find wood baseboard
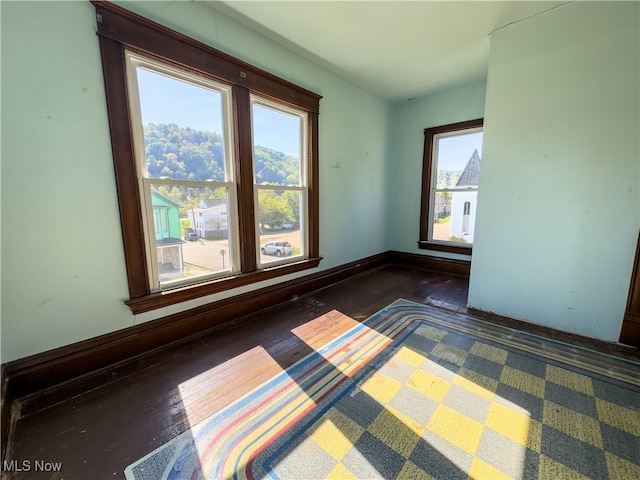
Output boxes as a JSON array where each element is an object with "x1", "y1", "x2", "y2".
[
  {"x1": 0, "y1": 249, "x2": 468, "y2": 453},
  {"x1": 2, "y1": 252, "x2": 388, "y2": 400},
  {"x1": 389, "y1": 250, "x2": 471, "y2": 278},
  {"x1": 1, "y1": 365, "x2": 11, "y2": 462}
]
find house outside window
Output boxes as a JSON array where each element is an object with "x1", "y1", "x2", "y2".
[
  {"x1": 419, "y1": 119, "x2": 483, "y2": 254},
  {"x1": 151, "y1": 190, "x2": 186, "y2": 278},
  {"x1": 94, "y1": 2, "x2": 321, "y2": 313}
]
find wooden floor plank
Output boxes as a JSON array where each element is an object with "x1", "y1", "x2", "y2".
[{"x1": 291, "y1": 310, "x2": 361, "y2": 350}]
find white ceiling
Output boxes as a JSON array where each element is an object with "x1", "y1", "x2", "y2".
[{"x1": 211, "y1": 1, "x2": 567, "y2": 103}]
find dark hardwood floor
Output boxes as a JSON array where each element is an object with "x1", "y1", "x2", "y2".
[{"x1": 3, "y1": 264, "x2": 638, "y2": 479}]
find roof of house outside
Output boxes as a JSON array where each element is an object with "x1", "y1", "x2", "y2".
[
  {"x1": 151, "y1": 189, "x2": 181, "y2": 209},
  {"x1": 156, "y1": 237, "x2": 185, "y2": 246},
  {"x1": 194, "y1": 203, "x2": 227, "y2": 216},
  {"x1": 456, "y1": 149, "x2": 480, "y2": 187},
  {"x1": 199, "y1": 198, "x2": 226, "y2": 209}
]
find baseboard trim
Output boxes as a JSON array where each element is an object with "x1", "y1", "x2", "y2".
[
  {"x1": 1, "y1": 365, "x2": 10, "y2": 462},
  {"x1": 2, "y1": 252, "x2": 388, "y2": 401},
  {"x1": 1, "y1": 250, "x2": 467, "y2": 451},
  {"x1": 389, "y1": 250, "x2": 471, "y2": 278}
]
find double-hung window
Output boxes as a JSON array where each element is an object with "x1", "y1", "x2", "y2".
[
  {"x1": 94, "y1": 2, "x2": 321, "y2": 313},
  {"x1": 419, "y1": 119, "x2": 483, "y2": 254}
]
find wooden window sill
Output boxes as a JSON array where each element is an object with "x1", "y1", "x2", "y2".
[
  {"x1": 126, "y1": 257, "x2": 323, "y2": 314},
  {"x1": 418, "y1": 241, "x2": 472, "y2": 256}
]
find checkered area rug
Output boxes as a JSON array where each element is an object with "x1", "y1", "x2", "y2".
[{"x1": 126, "y1": 300, "x2": 640, "y2": 480}]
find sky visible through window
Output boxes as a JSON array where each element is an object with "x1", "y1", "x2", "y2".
[
  {"x1": 437, "y1": 131, "x2": 483, "y2": 171},
  {"x1": 137, "y1": 66, "x2": 477, "y2": 165},
  {"x1": 137, "y1": 68, "x2": 301, "y2": 157}
]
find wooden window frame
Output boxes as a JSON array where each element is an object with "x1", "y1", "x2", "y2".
[
  {"x1": 93, "y1": 2, "x2": 322, "y2": 314},
  {"x1": 418, "y1": 118, "x2": 483, "y2": 255}
]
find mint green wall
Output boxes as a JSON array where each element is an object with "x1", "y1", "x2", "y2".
[
  {"x1": 0, "y1": 1, "x2": 392, "y2": 363},
  {"x1": 468, "y1": 2, "x2": 639, "y2": 341},
  {"x1": 390, "y1": 83, "x2": 486, "y2": 257},
  {"x1": 1, "y1": 1, "x2": 132, "y2": 364},
  {"x1": 3, "y1": 0, "x2": 637, "y2": 364}
]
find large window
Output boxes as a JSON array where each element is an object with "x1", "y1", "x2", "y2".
[
  {"x1": 419, "y1": 119, "x2": 483, "y2": 254},
  {"x1": 94, "y1": 3, "x2": 321, "y2": 313}
]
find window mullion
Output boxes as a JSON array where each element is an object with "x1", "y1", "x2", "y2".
[{"x1": 233, "y1": 85, "x2": 257, "y2": 272}]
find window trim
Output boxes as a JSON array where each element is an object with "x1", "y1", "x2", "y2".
[
  {"x1": 93, "y1": 2, "x2": 322, "y2": 314},
  {"x1": 418, "y1": 118, "x2": 483, "y2": 255}
]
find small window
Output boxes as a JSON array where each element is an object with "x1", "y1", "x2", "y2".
[
  {"x1": 419, "y1": 119, "x2": 483, "y2": 254},
  {"x1": 462, "y1": 201, "x2": 471, "y2": 233}
]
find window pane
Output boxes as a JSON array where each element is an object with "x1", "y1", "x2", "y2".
[
  {"x1": 257, "y1": 188, "x2": 303, "y2": 264},
  {"x1": 432, "y1": 130, "x2": 482, "y2": 244},
  {"x1": 137, "y1": 67, "x2": 229, "y2": 182},
  {"x1": 431, "y1": 191, "x2": 474, "y2": 244},
  {"x1": 150, "y1": 185, "x2": 234, "y2": 287},
  {"x1": 435, "y1": 132, "x2": 482, "y2": 190},
  {"x1": 252, "y1": 104, "x2": 302, "y2": 186},
  {"x1": 432, "y1": 192, "x2": 452, "y2": 241}
]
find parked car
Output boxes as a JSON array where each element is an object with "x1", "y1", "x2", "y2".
[
  {"x1": 184, "y1": 228, "x2": 198, "y2": 241},
  {"x1": 261, "y1": 241, "x2": 294, "y2": 256}
]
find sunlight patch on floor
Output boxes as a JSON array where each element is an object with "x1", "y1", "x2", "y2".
[
  {"x1": 292, "y1": 309, "x2": 393, "y2": 378},
  {"x1": 178, "y1": 345, "x2": 284, "y2": 427}
]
